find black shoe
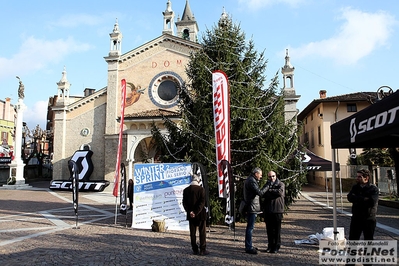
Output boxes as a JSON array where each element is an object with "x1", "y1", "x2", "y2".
[
  {"x1": 199, "y1": 250, "x2": 209, "y2": 256},
  {"x1": 270, "y1": 249, "x2": 277, "y2": 253},
  {"x1": 193, "y1": 250, "x2": 199, "y2": 255},
  {"x1": 245, "y1": 249, "x2": 258, "y2": 254}
]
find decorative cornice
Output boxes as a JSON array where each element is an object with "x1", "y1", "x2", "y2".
[
  {"x1": 52, "y1": 87, "x2": 107, "y2": 112},
  {"x1": 120, "y1": 34, "x2": 201, "y2": 63}
]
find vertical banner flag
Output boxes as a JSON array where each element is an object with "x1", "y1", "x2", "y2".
[
  {"x1": 113, "y1": 79, "x2": 127, "y2": 197},
  {"x1": 69, "y1": 160, "x2": 79, "y2": 217},
  {"x1": 120, "y1": 163, "x2": 127, "y2": 215},
  {"x1": 221, "y1": 160, "x2": 234, "y2": 226},
  {"x1": 212, "y1": 70, "x2": 231, "y2": 198}
]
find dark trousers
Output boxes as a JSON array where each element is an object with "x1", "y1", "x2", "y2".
[
  {"x1": 346, "y1": 218, "x2": 376, "y2": 266},
  {"x1": 349, "y1": 217, "x2": 376, "y2": 240},
  {"x1": 265, "y1": 213, "x2": 283, "y2": 251},
  {"x1": 189, "y1": 220, "x2": 206, "y2": 252}
]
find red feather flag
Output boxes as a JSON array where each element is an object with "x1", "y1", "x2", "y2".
[
  {"x1": 113, "y1": 79, "x2": 127, "y2": 197},
  {"x1": 212, "y1": 70, "x2": 231, "y2": 199}
]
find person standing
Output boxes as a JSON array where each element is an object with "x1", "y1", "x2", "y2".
[
  {"x1": 183, "y1": 174, "x2": 209, "y2": 256},
  {"x1": 262, "y1": 171, "x2": 285, "y2": 253},
  {"x1": 243, "y1": 167, "x2": 268, "y2": 254},
  {"x1": 347, "y1": 169, "x2": 379, "y2": 240}
]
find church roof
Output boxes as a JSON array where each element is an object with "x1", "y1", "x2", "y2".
[
  {"x1": 52, "y1": 87, "x2": 107, "y2": 112},
  {"x1": 181, "y1": 0, "x2": 194, "y2": 21},
  {"x1": 297, "y1": 92, "x2": 377, "y2": 120},
  {"x1": 124, "y1": 109, "x2": 181, "y2": 120}
]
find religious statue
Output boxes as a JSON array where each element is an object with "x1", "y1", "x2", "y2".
[{"x1": 16, "y1": 76, "x2": 25, "y2": 99}]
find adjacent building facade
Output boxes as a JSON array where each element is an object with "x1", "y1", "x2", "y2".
[
  {"x1": 0, "y1": 98, "x2": 15, "y2": 148},
  {"x1": 297, "y1": 90, "x2": 377, "y2": 185}
]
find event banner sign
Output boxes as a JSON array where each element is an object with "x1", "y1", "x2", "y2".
[
  {"x1": 132, "y1": 163, "x2": 192, "y2": 231},
  {"x1": 212, "y1": 70, "x2": 230, "y2": 198}
]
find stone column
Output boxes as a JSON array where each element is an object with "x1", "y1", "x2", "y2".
[{"x1": 8, "y1": 78, "x2": 28, "y2": 187}]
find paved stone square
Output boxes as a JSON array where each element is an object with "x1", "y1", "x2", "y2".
[{"x1": 0, "y1": 183, "x2": 398, "y2": 265}]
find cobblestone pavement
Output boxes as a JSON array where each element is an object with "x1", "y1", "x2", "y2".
[{"x1": 0, "y1": 183, "x2": 398, "y2": 266}]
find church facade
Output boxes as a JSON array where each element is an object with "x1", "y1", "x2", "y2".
[
  {"x1": 49, "y1": 1, "x2": 201, "y2": 190},
  {"x1": 48, "y1": 1, "x2": 299, "y2": 191}
]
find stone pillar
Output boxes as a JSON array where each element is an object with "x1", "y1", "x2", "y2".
[
  {"x1": 9, "y1": 99, "x2": 27, "y2": 185},
  {"x1": 7, "y1": 78, "x2": 29, "y2": 188}
]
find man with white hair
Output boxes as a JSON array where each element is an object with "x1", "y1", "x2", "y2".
[{"x1": 183, "y1": 174, "x2": 209, "y2": 256}]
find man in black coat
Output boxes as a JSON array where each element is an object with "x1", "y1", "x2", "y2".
[
  {"x1": 346, "y1": 169, "x2": 378, "y2": 266},
  {"x1": 183, "y1": 174, "x2": 209, "y2": 256},
  {"x1": 262, "y1": 171, "x2": 285, "y2": 253},
  {"x1": 347, "y1": 169, "x2": 379, "y2": 240}
]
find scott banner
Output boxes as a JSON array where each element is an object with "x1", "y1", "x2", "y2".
[
  {"x1": 132, "y1": 163, "x2": 192, "y2": 231},
  {"x1": 212, "y1": 70, "x2": 231, "y2": 198}
]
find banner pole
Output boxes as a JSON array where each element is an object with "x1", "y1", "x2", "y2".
[{"x1": 114, "y1": 197, "x2": 118, "y2": 225}]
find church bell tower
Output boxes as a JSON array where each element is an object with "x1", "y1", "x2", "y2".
[
  {"x1": 175, "y1": 0, "x2": 198, "y2": 42},
  {"x1": 282, "y1": 49, "x2": 300, "y2": 123}
]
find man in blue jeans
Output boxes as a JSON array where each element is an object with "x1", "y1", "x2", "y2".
[{"x1": 243, "y1": 167, "x2": 268, "y2": 254}]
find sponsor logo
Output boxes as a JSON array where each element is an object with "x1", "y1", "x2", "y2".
[
  {"x1": 0, "y1": 157, "x2": 12, "y2": 164},
  {"x1": 50, "y1": 149, "x2": 109, "y2": 192},
  {"x1": 350, "y1": 106, "x2": 399, "y2": 143},
  {"x1": 49, "y1": 180, "x2": 109, "y2": 192},
  {"x1": 306, "y1": 166, "x2": 322, "y2": 170}
]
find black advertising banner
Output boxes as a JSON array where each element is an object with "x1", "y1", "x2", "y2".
[
  {"x1": 69, "y1": 160, "x2": 79, "y2": 217},
  {"x1": 51, "y1": 148, "x2": 110, "y2": 192},
  {"x1": 221, "y1": 160, "x2": 234, "y2": 228},
  {"x1": 331, "y1": 90, "x2": 399, "y2": 149},
  {"x1": 119, "y1": 163, "x2": 127, "y2": 215}
]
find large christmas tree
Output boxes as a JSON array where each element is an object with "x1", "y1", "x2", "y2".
[{"x1": 153, "y1": 13, "x2": 306, "y2": 224}]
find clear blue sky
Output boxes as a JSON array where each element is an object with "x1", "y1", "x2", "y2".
[{"x1": 1, "y1": 0, "x2": 398, "y2": 130}]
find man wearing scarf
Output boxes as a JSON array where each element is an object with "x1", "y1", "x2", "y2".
[{"x1": 262, "y1": 170, "x2": 285, "y2": 253}]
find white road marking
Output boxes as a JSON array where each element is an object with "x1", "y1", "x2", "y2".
[{"x1": 301, "y1": 192, "x2": 399, "y2": 236}]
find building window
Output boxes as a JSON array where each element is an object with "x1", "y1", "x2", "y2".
[
  {"x1": 310, "y1": 129, "x2": 314, "y2": 148},
  {"x1": 1, "y1": 132, "x2": 8, "y2": 145},
  {"x1": 347, "y1": 103, "x2": 357, "y2": 112},
  {"x1": 318, "y1": 126, "x2": 322, "y2": 146},
  {"x1": 304, "y1": 132, "x2": 309, "y2": 148}
]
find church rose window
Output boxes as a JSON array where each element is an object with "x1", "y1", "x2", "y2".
[{"x1": 148, "y1": 71, "x2": 184, "y2": 108}]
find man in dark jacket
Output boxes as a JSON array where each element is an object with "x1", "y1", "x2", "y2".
[
  {"x1": 243, "y1": 167, "x2": 268, "y2": 254},
  {"x1": 183, "y1": 174, "x2": 209, "y2": 256},
  {"x1": 262, "y1": 171, "x2": 285, "y2": 253},
  {"x1": 347, "y1": 169, "x2": 379, "y2": 241}
]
